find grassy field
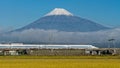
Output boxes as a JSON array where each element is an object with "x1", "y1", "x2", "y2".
[{"x1": 0, "y1": 56, "x2": 120, "y2": 68}]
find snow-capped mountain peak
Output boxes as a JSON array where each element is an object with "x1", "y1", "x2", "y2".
[
  {"x1": 15, "y1": 8, "x2": 110, "y2": 32},
  {"x1": 45, "y1": 8, "x2": 73, "y2": 16}
]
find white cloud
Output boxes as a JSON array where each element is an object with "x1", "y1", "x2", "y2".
[{"x1": 0, "y1": 28, "x2": 120, "y2": 47}]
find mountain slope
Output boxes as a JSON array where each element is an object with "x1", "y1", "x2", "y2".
[{"x1": 15, "y1": 8, "x2": 110, "y2": 32}]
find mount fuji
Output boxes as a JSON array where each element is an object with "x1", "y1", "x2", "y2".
[{"x1": 15, "y1": 8, "x2": 110, "y2": 32}]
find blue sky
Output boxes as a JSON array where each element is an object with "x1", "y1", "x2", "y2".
[{"x1": 0, "y1": 0, "x2": 120, "y2": 29}]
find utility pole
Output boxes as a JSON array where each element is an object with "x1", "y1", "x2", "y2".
[
  {"x1": 108, "y1": 39, "x2": 115, "y2": 48},
  {"x1": 108, "y1": 38, "x2": 116, "y2": 55}
]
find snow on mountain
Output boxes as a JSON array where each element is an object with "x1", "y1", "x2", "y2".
[{"x1": 45, "y1": 8, "x2": 73, "y2": 16}]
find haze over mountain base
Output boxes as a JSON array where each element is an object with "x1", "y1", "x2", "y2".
[{"x1": 0, "y1": 28, "x2": 120, "y2": 48}]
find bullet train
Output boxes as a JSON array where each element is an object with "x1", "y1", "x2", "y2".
[{"x1": 0, "y1": 43, "x2": 98, "y2": 49}]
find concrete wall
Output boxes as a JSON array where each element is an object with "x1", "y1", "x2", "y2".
[
  {"x1": 29, "y1": 49, "x2": 85, "y2": 56},
  {"x1": 0, "y1": 48, "x2": 120, "y2": 56}
]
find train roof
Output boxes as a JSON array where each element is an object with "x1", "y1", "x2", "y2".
[{"x1": 0, "y1": 44, "x2": 98, "y2": 49}]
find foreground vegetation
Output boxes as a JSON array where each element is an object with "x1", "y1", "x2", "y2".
[
  {"x1": 0, "y1": 56, "x2": 120, "y2": 68},
  {"x1": 0, "y1": 55, "x2": 120, "y2": 59}
]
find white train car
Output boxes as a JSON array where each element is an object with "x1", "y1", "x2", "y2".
[{"x1": 0, "y1": 43, "x2": 98, "y2": 49}]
